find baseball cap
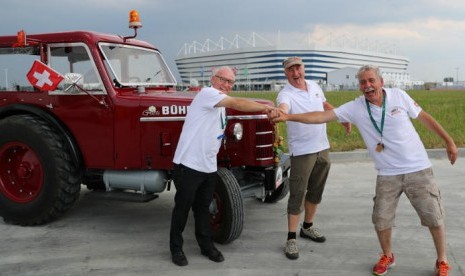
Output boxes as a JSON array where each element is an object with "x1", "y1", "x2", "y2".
[{"x1": 282, "y1": 56, "x2": 303, "y2": 69}]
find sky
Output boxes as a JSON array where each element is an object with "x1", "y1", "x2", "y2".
[{"x1": 2, "y1": 0, "x2": 465, "y2": 82}]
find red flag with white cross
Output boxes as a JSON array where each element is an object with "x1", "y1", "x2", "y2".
[{"x1": 26, "y1": 60, "x2": 64, "y2": 91}]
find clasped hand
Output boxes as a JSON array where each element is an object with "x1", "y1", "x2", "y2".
[{"x1": 265, "y1": 107, "x2": 287, "y2": 123}]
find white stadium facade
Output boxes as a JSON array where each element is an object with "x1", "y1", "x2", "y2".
[{"x1": 175, "y1": 33, "x2": 415, "y2": 91}]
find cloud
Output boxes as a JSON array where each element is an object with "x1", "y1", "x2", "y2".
[{"x1": 2, "y1": 0, "x2": 464, "y2": 82}]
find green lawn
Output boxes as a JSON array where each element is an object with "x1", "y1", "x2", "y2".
[{"x1": 231, "y1": 89, "x2": 465, "y2": 152}]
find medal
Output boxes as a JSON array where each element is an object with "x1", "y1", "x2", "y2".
[
  {"x1": 366, "y1": 92, "x2": 386, "y2": 154},
  {"x1": 376, "y1": 143, "x2": 384, "y2": 152}
]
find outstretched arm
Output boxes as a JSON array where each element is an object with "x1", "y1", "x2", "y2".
[
  {"x1": 417, "y1": 110, "x2": 458, "y2": 165},
  {"x1": 217, "y1": 96, "x2": 273, "y2": 113},
  {"x1": 273, "y1": 109, "x2": 338, "y2": 124},
  {"x1": 324, "y1": 102, "x2": 351, "y2": 134}
]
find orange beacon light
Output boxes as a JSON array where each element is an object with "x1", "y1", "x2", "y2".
[
  {"x1": 129, "y1": 10, "x2": 142, "y2": 29},
  {"x1": 16, "y1": 30, "x2": 26, "y2": 47}
]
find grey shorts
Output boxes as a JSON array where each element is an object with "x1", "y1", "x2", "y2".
[
  {"x1": 372, "y1": 167, "x2": 445, "y2": 231},
  {"x1": 287, "y1": 149, "x2": 330, "y2": 215}
]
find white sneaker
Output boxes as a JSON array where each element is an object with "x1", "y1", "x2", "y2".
[
  {"x1": 300, "y1": 226, "x2": 326, "y2": 242},
  {"x1": 284, "y1": 239, "x2": 299, "y2": 260}
]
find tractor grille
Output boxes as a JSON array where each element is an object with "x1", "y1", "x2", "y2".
[{"x1": 255, "y1": 120, "x2": 274, "y2": 161}]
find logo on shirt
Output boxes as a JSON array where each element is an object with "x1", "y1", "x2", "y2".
[{"x1": 390, "y1": 107, "x2": 401, "y2": 116}]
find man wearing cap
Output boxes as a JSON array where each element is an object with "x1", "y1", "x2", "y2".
[
  {"x1": 277, "y1": 57, "x2": 350, "y2": 260},
  {"x1": 271, "y1": 64, "x2": 456, "y2": 276}
]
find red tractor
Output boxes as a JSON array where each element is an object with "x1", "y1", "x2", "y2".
[{"x1": 0, "y1": 11, "x2": 290, "y2": 244}]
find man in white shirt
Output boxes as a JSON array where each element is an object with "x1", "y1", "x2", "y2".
[
  {"x1": 277, "y1": 57, "x2": 351, "y2": 260},
  {"x1": 271, "y1": 64, "x2": 457, "y2": 276},
  {"x1": 170, "y1": 66, "x2": 273, "y2": 266}
]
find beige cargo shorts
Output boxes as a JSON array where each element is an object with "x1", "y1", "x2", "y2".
[{"x1": 372, "y1": 167, "x2": 445, "y2": 231}]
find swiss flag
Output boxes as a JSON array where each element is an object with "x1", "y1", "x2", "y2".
[{"x1": 26, "y1": 60, "x2": 64, "y2": 91}]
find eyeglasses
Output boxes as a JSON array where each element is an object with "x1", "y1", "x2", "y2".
[{"x1": 214, "y1": 75, "x2": 235, "y2": 85}]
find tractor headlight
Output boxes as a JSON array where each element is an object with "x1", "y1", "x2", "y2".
[{"x1": 233, "y1": 123, "x2": 243, "y2": 141}]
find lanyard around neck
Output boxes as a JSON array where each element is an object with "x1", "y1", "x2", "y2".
[
  {"x1": 220, "y1": 109, "x2": 227, "y2": 130},
  {"x1": 217, "y1": 109, "x2": 227, "y2": 140},
  {"x1": 365, "y1": 93, "x2": 386, "y2": 138}
]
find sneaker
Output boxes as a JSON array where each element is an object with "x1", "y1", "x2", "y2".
[
  {"x1": 372, "y1": 254, "x2": 395, "y2": 276},
  {"x1": 434, "y1": 260, "x2": 450, "y2": 276},
  {"x1": 171, "y1": 251, "x2": 188, "y2": 266},
  {"x1": 300, "y1": 226, "x2": 326, "y2": 242},
  {"x1": 284, "y1": 239, "x2": 299, "y2": 260}
]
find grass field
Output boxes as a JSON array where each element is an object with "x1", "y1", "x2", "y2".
[{"x1": 231, "y1": 89, "x2": 465, "y2": 152}]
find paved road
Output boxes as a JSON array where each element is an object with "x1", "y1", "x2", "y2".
[{"x1": 1, "y1": 152, "x2": 464, "y2": 276}]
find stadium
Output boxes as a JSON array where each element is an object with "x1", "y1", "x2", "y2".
[{"x1": 175, "y1": 32, "x2": 413, "y2": 91}]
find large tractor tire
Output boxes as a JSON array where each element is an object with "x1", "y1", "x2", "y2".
[
  {"x1": 0, "y1": 115, "x2": 81, "y2": 225},
  {"x1": 211, "y1": 167, "x2": 244, "y2": 244}
]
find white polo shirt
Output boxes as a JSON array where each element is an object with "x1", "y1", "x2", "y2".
[
  {"x1": 277, "y1": 80, "x2": 330, "y2": 156},
  {"x1": 173, "y1": 87, "x2": 227, "y2": 173},
  {"x1": 334, "y1": 88, "x2": 431, "y2": 175}
]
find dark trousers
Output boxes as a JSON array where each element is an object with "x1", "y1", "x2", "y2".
[{"x1": 169, "y1": 164, "x2": 218, "y2": 254}]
